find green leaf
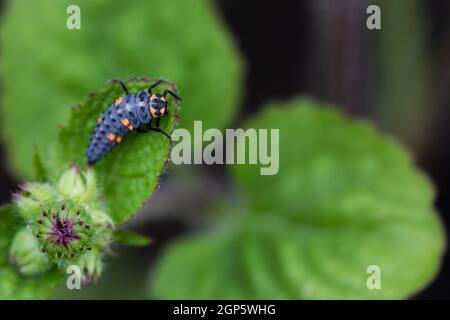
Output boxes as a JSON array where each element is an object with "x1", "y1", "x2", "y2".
[
  {"x1": 32, "y1": 144, "x2": 48, "y2": 181},
  {"x1": 0, "y1": 0, "x2": 242, "y2": 178},
  {"x1": 55, "y1": 79, "x2": 179, "y2": 224},
  {"x1": 114, "y1": 229, "x2": 152, "y2": 247},
  {"x1": 152, "y1": 230, "x2": 246, "y2": 300},
  {"x1": 0, "y1": 205, "x2": 62, "y2": 299},
  {"x1": 152, "y1": 99, "x2": 445, "y2": 299}
]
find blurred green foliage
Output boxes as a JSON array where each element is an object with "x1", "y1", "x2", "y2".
[
  {"x1": 32, "y1": 145, "x2": 48, "y2": 182},
  {"x1": 55, "y1": 79, "x2": 179, "y2": 223},
  {"x1": 0, "y1": 205, "x2": 62, "y2": 299},
  {"x1": 0, "y1": 0, "x2": 241, "y2": 178},
  {"x1": 152, "y1": 100, "x2": 445, "y2": 299},
  {"x1": 0, "y1": 0, "x2": 445, "y2": 301},
  {"x1": 376, "y1": 0, "x2": 429, "y2": 150},
  {"x1": 113, "y1": 229, "x2": 151, "y2": 247}
]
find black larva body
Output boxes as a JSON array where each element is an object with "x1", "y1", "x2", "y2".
[{"x1": 87, "y1": 88, "x2": 170, "y2": 166}]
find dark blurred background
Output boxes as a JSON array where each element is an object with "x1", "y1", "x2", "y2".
[{"x1": 1, "y1": 0, "x2": 449, "y2": 299}]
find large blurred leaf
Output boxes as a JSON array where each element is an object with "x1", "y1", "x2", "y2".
[
  {"x1": 55, "y1": 79, "x2": 179, "y2": 224},
  {"x1": 152, "y1": 99, "x2": 445, "y2": 299},
  {"x1": 0, "y1": 205, "x2": 62, "y2": 299},
  {"x1": 1, "y1": 0, "x2": 241, "y2": 178}
]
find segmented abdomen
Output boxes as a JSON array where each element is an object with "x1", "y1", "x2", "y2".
[
  {"x1": 87, "y1": 95, "x2": 138, "y2": 165},
  {"x1": 87, "y1": 91, "x2": 153, "y2": 165}
]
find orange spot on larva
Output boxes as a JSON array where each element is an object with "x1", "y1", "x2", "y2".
[
  {"x1": 115, "y1": 97, "x2": 124, "y2": 106},
  {"x1": 106, "y1": 133, "x2": 116, "y2": 141},
  {"x1": 150, "y1": 107, "x2": 157, "y2": 118},
  {"x1": 121, "y1": 118, "x2": 130, "y2": 127}
]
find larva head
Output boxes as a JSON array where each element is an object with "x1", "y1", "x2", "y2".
[{"x1": 149, "y1": 93, "x2": 168, "y2": 118}]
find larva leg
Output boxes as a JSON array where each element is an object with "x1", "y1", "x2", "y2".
[
  {"x1": 147, "y1": 118, "x2": 172, "y2": 140},
  {"x1": 147, "y1": 79, "x2": 164, "y2": 94},
  {"x1": 162, "y1": 89, "x2": 182, "y2": 101},
  {"x1": 118, "y1": 80, "x2": 129, "y2": 95}
]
